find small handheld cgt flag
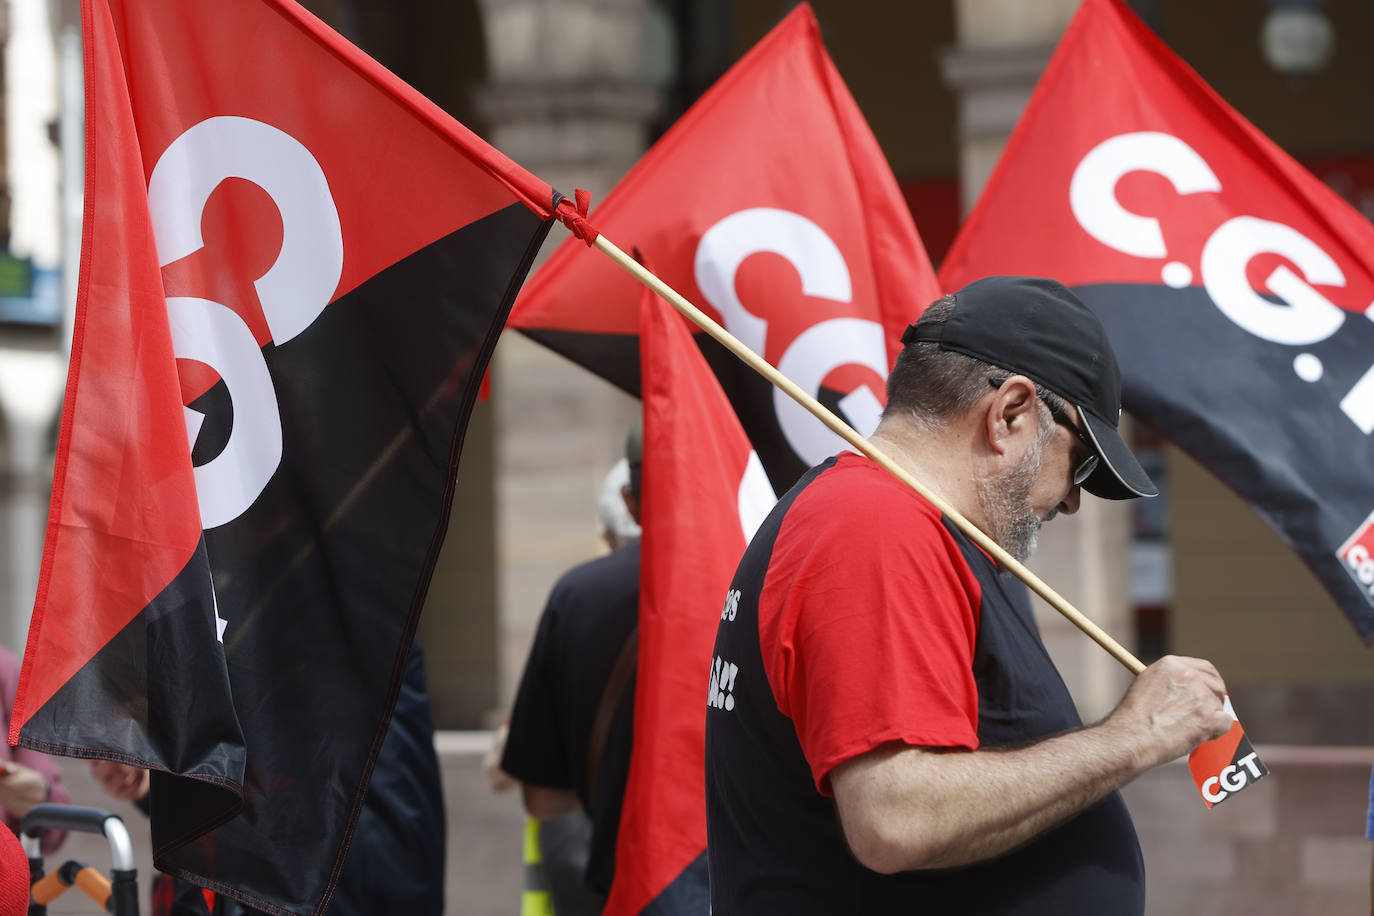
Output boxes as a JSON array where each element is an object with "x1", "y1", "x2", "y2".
[{"x1": 1188, "y1": 697, "x2": 1268, "y2": 807}]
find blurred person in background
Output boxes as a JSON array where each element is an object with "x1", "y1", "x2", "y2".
[
  {"x1": 0, "y1": 644, "x2": 68, "y2": 853},
  {"x1": 496, "y1": 432, "x2": 643, "y2": 913},
  {"x1": 484, "y1": 456, "x2": 643, "y2": 916}
]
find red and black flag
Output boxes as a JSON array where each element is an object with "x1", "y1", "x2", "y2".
[
  {"x1": 509, "y1": 3, "x2": 939, "y2": 493},
  {"x1": 612, "y1": 283, "x2": 775, "y2": 916},
  {"x1": 10, "y1": 0, "x2": 560, "y2": 912},
  {"x1": 940, "y1": 0, "x2": 1374, "y2": 644}
]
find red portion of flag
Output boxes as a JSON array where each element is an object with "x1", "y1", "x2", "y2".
[
  {"x1": 1188, "y1": 722, "x2": 1244, "y2": 805},
  {"x1": 612, "y1": 285, "x2": 775, "y2": 916},
  {"x1": 11, "y1": 0, "x2": 204, "y2": 741},
  {"x1": 511, "y1": 3, "x2": 938, "y2": 485},
  {"x1": 119, "y1": 0, "x2": 552, "y2": 367}
]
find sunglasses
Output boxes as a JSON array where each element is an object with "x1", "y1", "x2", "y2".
[{"x1": 989, "y1": 377, "x2": 1099, "y2": 486}]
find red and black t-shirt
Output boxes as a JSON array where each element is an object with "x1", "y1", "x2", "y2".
[{"x1": 704, "y1": 453, "x2": 1144, "y2": 914}]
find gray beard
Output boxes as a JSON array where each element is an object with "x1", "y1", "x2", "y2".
[{"x1": 976, "y1": 423, "x2": 1054, "y2": 564}]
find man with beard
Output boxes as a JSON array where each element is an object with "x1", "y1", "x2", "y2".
[{"x1": 704, "y1": 276, "x2": 1232, "y2": 915}]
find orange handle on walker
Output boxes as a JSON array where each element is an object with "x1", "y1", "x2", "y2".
[{"x1": 30, "y1": 862, "x2": 113, "y2": 907}]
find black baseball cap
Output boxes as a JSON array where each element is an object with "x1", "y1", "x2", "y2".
[{"x1": 902, "y1": 276, "x2": 1157, "y2": 500}]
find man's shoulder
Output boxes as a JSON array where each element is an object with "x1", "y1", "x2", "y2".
[
  {"x1": 547, "y1": 540, "x2": 640, "y2": 610},
  {"x1": 760, "y1": 453, "x2": 976, "y2": 601},
  {"x1": 787, "y1": 452, "x2": 943, "y2": 533},
  {"x1": 558, "y1": 539, "x2": 639, "y2": 582}
]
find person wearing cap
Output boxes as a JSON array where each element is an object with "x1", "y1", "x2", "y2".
[{"x1": 704, "y1": 277, "x2": 1233, "y2": 915}]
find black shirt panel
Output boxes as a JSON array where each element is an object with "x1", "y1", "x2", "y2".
[{"x1": 707, "y1": 459, "x2": 866, "y2": 913}]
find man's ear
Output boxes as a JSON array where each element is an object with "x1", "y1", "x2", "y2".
[
  {"x1": 984, "y1": 376, "x2": 1038, "y2": 455},
  {"x1": 622, "y1": 483, "x2": 641, "y2": 526}
]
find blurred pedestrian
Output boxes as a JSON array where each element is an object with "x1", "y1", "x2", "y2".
[
  {"x1": 0, "y1": 645, "x2": 68, "y2": 853},
  {"x1": 501, "y1": 431, "x2": 644, "y2": 911}
]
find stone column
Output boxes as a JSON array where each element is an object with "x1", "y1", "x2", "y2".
[
  {"x1": 940, "y1": 0, "x2": 1135, "y2": 721},
  {"x1": 476, "y1": 0, "x2": 663, "y2": 197},
  {"x1": 475, "y1": 0, "x2": 660, "y2": 710}
]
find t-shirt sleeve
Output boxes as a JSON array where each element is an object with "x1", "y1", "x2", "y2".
[
  {"x1": 501, "y1": 598, "x2": 574, "y2": 789},
  {"x1": 760, "y1": 478, "x2": 981, "y2": 795}
]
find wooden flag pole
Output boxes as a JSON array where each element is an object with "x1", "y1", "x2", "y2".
[{"x1": 591, "y1": 233, "x2": 1146, "y2": 676}]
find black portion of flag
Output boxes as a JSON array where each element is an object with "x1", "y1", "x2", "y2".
[
  {"x1": 1232, "y1": 734, "x2": 1268, "y2": 781},
  {"x1": 638, "y1": 851, "x2": 708, "y2": 916},
  {"x1": 1206, "y1": 733, "x2": 1268, "y2": 808},
  {"x1": 1078, "y1": 282, "x2": 1374, "y2": 645},
  {"x1": 521, "y1": 329, "x2": 641, "y2": 395},
  {"x1": 22, "y1": 201, "x2": 551, "y2": 916},
  {"x1": 17, "y1": 536, "x2": 243, "y2": 842}
]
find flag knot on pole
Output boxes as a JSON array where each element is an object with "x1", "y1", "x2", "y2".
[{"x1": 556, "y1": 188, "x2": 600, "y2": 246}]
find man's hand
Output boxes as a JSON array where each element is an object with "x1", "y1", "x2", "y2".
[
  {"x1": 483, "y1": 723, "x2": 519, "y2": 794},
  {"x1": 832, "y1": 654, "x2": 1235, "y2": 874},
  {"x1": 1102, "y1": 655, "x2": 1234, "y2": 769},
  {"x1": 89, "y1": 760, "x2": 151, "y2": 803},
  {"x1": 0, "y1": 761, "x2": 49, "y2": 820}
]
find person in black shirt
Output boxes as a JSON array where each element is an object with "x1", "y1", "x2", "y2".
[{"x1": 502, "y1": 431, "x2": 643, "y2": 901}]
